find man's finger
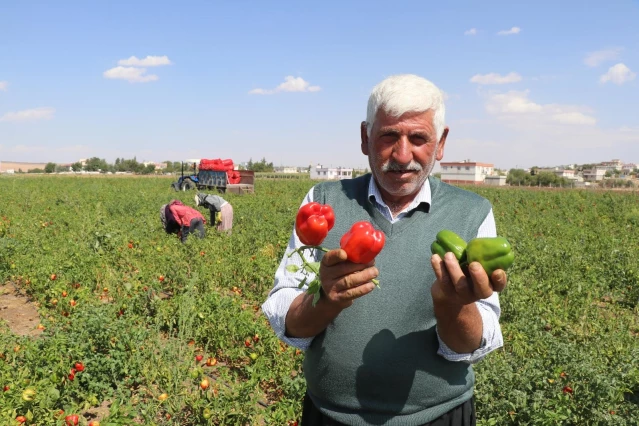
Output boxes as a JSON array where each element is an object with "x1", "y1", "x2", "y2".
[
  {"x1": 430, "y1": 254, "x2": 447, "y2": 283},
  {"x1": 490, "y1": 269, "x2": 508, "y2": 292},
  {"x1": 321, "y1": 249, "x2": 349, "y2": 267},
  {"x1": 440, "y1": 252, "x2": 475, "y2": 299},
  {"x1": 340, "y1": 282, "x2": 376, "y2": 301},
  {"x1": 467, "y1": 262, "x2": 493, "y2": 300},
  {"x1": 335, "y1": 266, "x2": 379, "y2": 292}
]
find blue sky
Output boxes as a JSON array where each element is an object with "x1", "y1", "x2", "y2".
[{"x1": 1, "y1": 0, "x2": 638, "y2": 170}]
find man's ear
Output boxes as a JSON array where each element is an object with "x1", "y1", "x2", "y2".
[
  {"x1": 435, "y1": 126, "x2": 449, "y2": 161},
  {"x1": 361, "y1": 121, "x2": 369, "y2": 155}
]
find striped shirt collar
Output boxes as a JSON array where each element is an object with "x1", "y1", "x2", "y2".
[{"x1": 367, "y1": 175, "x2": 432, "y2": 223}]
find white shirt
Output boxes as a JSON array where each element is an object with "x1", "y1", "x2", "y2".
[{"x1": 261, "y1": 176, "x2": 504, "y2": 364}]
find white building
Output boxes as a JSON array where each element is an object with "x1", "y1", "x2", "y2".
[
  {"x1": 274, "y1": 167, "x2": 299, "y2": 174},
  {"x1": 440, "y1": 160, "x2": 494, "y2": 185},
  {"x1": 582, "y1": 167, "x2": 607, "y2": 181},
  {"x1": 538, "y1": 167, "x2": 577, "y2": 180},
  {"x1": 484, "y1": 175, "x2": 507, "y2": 186},
  {"x1": 599, "y1": 159, "x2": 624, "y2": 171},
  {"x1": 310, "y1": 164, "x2": 353, "y2": 180}
]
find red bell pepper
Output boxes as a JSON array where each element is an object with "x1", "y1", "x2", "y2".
[
  {"x1": 295, "y1": 202, "x2": 335, "y2": 246},
  {"x1": 339, "y1": 221, "x2": 385, "y2": 264}
]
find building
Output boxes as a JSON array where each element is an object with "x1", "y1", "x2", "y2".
[
  {"x1": 439, "y1": 160, "x2": 494, "y2": 185},
  {"x1": 274, "y1": 166, "x2": 299, "y2": 174},
  {"x1": 599, "y1": 159, "x2": 623, "y2": 171},
  {"x1": 143, "y1": 161, "x2": 167, "y2": 170},
  {"x1": 582, "y1": 167, "x2": 607, "y2": 182},
  {"x1": 310, "y1": 164, "x2": 353, "y2": 180},
  {"x1": 538, "y1": 167, "x2": 577, "y2": 180},
  {"x1": 484, "y1": 175, "x2": 507, "y2": 186}
]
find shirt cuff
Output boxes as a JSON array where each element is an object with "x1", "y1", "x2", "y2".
[
  {"x1": 261, "y1": 287, "x2": 315, "y2": 351},
  {"x1": 436, "y1": 302, "x2": 503, "y2": 364}
]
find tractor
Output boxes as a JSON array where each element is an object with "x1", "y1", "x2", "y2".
[{"x1": 171, "y1": 159, "x2": 255, "y2": 194}]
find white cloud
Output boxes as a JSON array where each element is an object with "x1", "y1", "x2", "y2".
[
  {"x1": 249, "y1": 76, "x2": 321, "y2": 95},
  {"x1": 497, "y1": 27, "x2": 520, "y2": 36},
  {"x1": 599, "y1": 63, "x2": 636, "y2": 85},
  {"x1": 470, "y1": 72, "x2": 522, "y2": 85},
  {"x1": 485, "y1": 90, "x2": 596, "y2": 126},
  {"x1": 551, "y1": 112, "x2": 597, "y2": 126},
  {"x1": 0, "y1": 107, "x2": 56, "y2": 122},
  {"x1": 103, "y1": 66, "x2": 159, "y2": 83},
  {"x1": 0, "y1": 81, "x2": 7, "y2": 91},
  {"x1": 464, "y1": 28, "x2": 477, "y2": 36},
  {"x1": 117, "y1": 55, "x2": 172, "y2": 67},
  {"x1": 584, "y1": 47, "x2": 623, "y2": 67}
]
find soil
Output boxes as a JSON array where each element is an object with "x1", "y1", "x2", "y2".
[{"x1": 0, "y1": 283, "x2": 43, "y2": 336}]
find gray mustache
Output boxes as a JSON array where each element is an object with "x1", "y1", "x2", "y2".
[{"x1": 381, "y1": 160, "x2": 423, "y2": 172}]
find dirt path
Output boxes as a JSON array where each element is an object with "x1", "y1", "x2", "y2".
[{"x1": 0, "y1": 283, "x2": 43, "y2": 336}]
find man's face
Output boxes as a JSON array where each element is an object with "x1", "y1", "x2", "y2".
[{"x1": 361, "y1": 109, "x2": 447, "y2": 205}]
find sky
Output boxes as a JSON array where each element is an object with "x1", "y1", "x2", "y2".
[{"x1": 0, "y1": 0, "x2": 638, "y2": 171}]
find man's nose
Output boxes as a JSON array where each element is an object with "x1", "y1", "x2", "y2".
[{"x1": 391, "y1": 136, "x2": 412, "y2": 165}]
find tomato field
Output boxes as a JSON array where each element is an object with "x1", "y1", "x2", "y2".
[{"x1": 1, "y1": 175, "x2": 638, "y2": 425}]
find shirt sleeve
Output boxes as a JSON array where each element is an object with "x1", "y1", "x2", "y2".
[
  {"x1": 436, "y1": 208, "x2": 505, "y2": 364},
  {"x1": 261, "y1": 187, "x2": 317, "y2": 350}
]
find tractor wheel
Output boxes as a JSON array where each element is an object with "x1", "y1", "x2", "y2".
[{"x1": 181, "y1": 179, "x2": 196, "y2": 191}]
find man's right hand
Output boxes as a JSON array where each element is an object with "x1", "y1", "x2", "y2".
[
  {"x1": 284, "y1": 248, "x2": 379, "y2": 339},
  {"x1": 319, "y1": 248, "x2": 379, "y2": 310}
]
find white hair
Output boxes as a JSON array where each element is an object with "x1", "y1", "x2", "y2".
[{"x1": 366, "y1": 74, "x2": 446, "y2": 140}]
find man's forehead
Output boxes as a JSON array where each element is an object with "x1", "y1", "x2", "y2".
[{"x1": 374, "y1": 108, "x2": 435, "y2": 129}]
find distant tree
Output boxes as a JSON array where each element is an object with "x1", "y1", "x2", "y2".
[
  {"x1": 28, "y1": 168, "x2": 44, "y2": 174},
  {"x1": 537, "y1": 171, "x2": 558, "y2": 186},
  {"x1": 71, "y1": 162, "x2": 83, "y2": 172},
  {"x1": 162, "y1": 161, "x2": 174, "y2": 173},
  {"x1": 44, "y1": 163, "x2": 56, "y2": 173},
  {"x1": 85, "y1": 157, "x2": 108, "y2": 172},
  {"x1": 506, "y1": 169, "x2": 528, "y2": 185},
  {"x1": 142, "y1": 164, "x2": 156, "y2": 175},
  {"x1": 246, "y1": 157, "x2": 274, "y2": 172}
]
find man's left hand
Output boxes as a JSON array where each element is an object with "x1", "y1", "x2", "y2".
[{"x1": 430, "y1": 252, "x2": 508, "y2": 307}]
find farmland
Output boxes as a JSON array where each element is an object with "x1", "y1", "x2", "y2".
[{"x1": 1, "y1": 175, "x2": 638, "y2": 425}]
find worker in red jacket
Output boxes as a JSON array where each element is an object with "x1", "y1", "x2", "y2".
[{"x1": 160, "y1": 200, "x2": 206, "y2": 243}]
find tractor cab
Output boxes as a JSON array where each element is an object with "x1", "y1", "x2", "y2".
[{"x1": 171, "y1": 160, "x2": 199, "y2": 191}]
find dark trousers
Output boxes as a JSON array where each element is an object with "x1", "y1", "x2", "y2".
[
  {"x1": 180, "y1": 218, "x2": 205, "y2": 243},
  {"x1": 301, "y1": 393, "x2": 476, "y2": 426}
]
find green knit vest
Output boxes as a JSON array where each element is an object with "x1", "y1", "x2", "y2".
[{"x1": 303, "y1": 174, "x2": 492, "y2": 426}]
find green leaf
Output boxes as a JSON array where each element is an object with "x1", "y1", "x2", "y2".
[
  {"x1": 286, "y1": 264, "x2": 300, "y2": 273},
  {"x1": 297, "y1": 277, "x2": 307, "y2": 289},
  {"x1": 307, "y1": 262, "x2": 321, "y2": 273}
]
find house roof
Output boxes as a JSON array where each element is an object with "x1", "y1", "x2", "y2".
[{"x1": 440, "y1": 162, "x2": 494, "y2": 167}]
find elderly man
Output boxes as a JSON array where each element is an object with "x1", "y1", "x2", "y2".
[{"x1": 262, "y1": 74, "x2": 508, "y2": 426}]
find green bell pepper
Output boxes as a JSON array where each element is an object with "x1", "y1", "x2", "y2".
[
  {"x1": 465, "y1": 237, "x2": 515, "y2": 276},
  {"x1": 430, "y1": 230, "x2": 468, "y2": 262}
]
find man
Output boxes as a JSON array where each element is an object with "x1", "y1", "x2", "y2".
[
  {"x1": 160, "y1": 200, "x2": 206, "y2": 243},
  {"x1": 262, "y1": 74, "x2": 508, "y2": 426},
  {"x1": 194, "y1": 192, "x2": 233, "y2": 234}
]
